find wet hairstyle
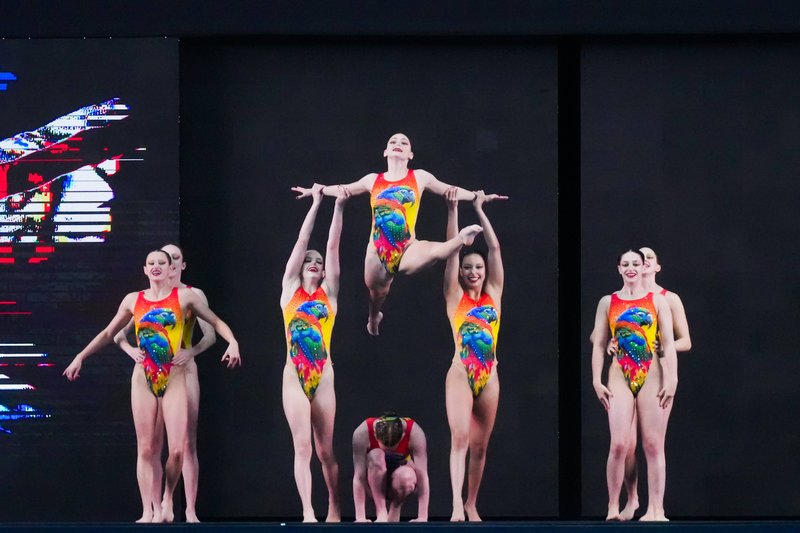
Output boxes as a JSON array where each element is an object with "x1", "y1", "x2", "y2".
[
  {"x1": 458, "y1": 247, "x2": 489, "y2": 289},
  {"x1": 374, "y1": 410, "x2": 404, "y2": 447},
  {"x1": 161, "y1": 243, "x2": 185, "y2": 262},
  {"x1": 148, "y1": 249, "x2": 172, "y2": 264},
  {"x1": 460, "y1": 246, "x2": 488, "y2": 266},
  {"x1": 618, "y1": 249, "x2": 645, "y2": 264}
]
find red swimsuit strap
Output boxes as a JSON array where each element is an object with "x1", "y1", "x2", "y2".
[
  {"x1": 366, "y1": 418, "x2": 381, "y2": 451},
  {"x1": 366, "y1": 417, "x2": 414, "y2": 455},
  {"x1": 394, "y1": 418, "x2": 414, "y2": 456}
]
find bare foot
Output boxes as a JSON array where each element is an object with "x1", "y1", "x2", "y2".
[
  {"x1": 135, "y1": 513, "x2": 152, "y2": 523},
  {"x1": 375, "y1": 512, "x2": 388, "y2": 523},
  {"x1": 367, "y1": 311, "x2": 383, "y2": 336},
  {"x1": 185, "y1": 511, "x2": 201, "y2": 523},
  {"x1": 639, "y1": 510, "x2": 668, "y2": 522},
  {"x1": 619, "y1": 499, "x2": 639, "y2": 521},
  {"x1": 606, "y1": 505, "x2": 621, "y2": 521},
  {"x1": 354, "y1": 518, "x2": 372, "y2": 523},
  {"x1": 459, "y1": 224, "x2": 483, "y2": 246},
  {"x1": 465, "y1": 503, "x2": 482, "y2": 522},
  {"x1": 152, "y1": 508, "x2": 164, "y2": 523},
  {"x1": 302, "y1": 512, "x2": 318, "y2": 523},
  {"x1": 325, "y1": 503, "x2": 341, "y2": 523},
  {"x1": 450, "y1": 506, "x2": 465, "y2": 522},
  {"x1": 161, "y1": 500, "x2": 174, "y2": 523}
]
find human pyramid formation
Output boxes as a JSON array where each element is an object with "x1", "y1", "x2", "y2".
[{"x1": 64, "y1": 133, "x2": 507, "y2": 523}]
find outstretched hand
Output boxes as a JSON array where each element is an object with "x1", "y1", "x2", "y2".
[
  {"x1": 291, "y1": 183, "x2": 325, "y2": 202},
  {"x1": 473, "y1": 189, "x2": 509, "y2": 208},
  {"x1": 291, "y1": 186, "x2": 311, "y2": 199}
]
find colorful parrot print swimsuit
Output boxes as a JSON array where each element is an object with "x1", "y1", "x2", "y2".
[
  {"x1": 133, "y1": 287, "x2": 185, "y2": 397},
  {"x1": 283, "y1": 285, "x2": 334, "y2": 400},
  {"x1": 608, "y1": 292, "x2": 658, "y2": 396},
  {"x1": 369, "y1": 169, "x2": 421, "y2": 274},
  {"x1": 450, "y1": 292, "x2": 500, "y2": 397}
]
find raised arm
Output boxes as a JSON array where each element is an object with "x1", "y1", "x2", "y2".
[
  {"x1": 443, "y1": 187, "x2": 462, "y2": 302},
  {"x1": 282, "y1": 184, "x2": 324, "y2": 292},
  {"x1": 323, "y1": 187, "x2": 350, "y2": 300},
  {"x1": 591, "y1": 295, "x2": 612, "y2": 410},
  {"x1": 172, "y1": 288, "x2": 218, "y2": 366},
  {"x1": 292, "y1": 174, "x2": 373, "y2": 199},
  {"x1": 473, "y1": 190, "x2": 504, "y2": 299},
  {"x1": 64, "y1": 293, "x2": 138, "y2": 380},
  {"x1": 408, "y1": 424, "x2": 429, "y2": 522},
  {"x1": 667, "y1": 292, "x2": 692, "y2": 353},
  {"x1": 352, "y1": 423, "x2": 371, "y2": 523},
  {"x1": 183, "y1": 290, "x2": 240, "y2": 368},
  {"x1": 654, "y1": 294, "x2": 678, "y2": 409}
]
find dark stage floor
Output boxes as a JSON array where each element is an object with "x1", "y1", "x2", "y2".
[{"x1": 1, "y1": 522, "x2": 800, "y2": 532}]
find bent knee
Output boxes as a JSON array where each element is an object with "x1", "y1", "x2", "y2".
[{"x1": 368, "y1": 283, "x2": 391, "y2": 298}]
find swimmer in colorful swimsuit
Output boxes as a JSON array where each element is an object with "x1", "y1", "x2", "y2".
[
  {"x1": 280, "y1": 183, "x2": 348, "y2": 522},
  {"x1": 613, "y1": 247, "x2": 691, "y2": 521},
  {"x1": 443, "y1": 189, "x2": 504, "y2": 522},
  {"x1": 64, "y1": 250, "x2": 240, "y2": 523},
  {"x1": 114, "y1": 244, "x2": 241, "y2": 522},
  {"x1": 292, "y1": 133, "x2": 503, "y2": 335},
  {"x1": 590, "y1": 249, "x2": 678, "y2": 522},
  {"x1": 352, "y1": 412, "x2": 429, "y2": 523}
]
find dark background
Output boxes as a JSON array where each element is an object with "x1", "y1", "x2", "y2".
[
  {"x1": 179, "y1": 42, "x2": 558, "y2": 519},
  {"x1": 3, "y1": 0, "x2": 800, "y2": 523},
  {"x1": 580, "y1": 42, "x2": 800, "y2": 517},
  {"x1": 0, "y1": 39, "x2": 179, "y2": 520}
]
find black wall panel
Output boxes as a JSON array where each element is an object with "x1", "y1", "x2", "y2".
[
  {"x1": 180, "y1": 42, "x2": 559, "y2": 519},
  {"x1": 581, "y1": 42, "x2": 800, "y2": 517}
]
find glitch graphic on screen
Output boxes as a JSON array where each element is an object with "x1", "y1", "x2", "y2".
[
  {"x1": 0, "y1": 99, "x2": 134, "y2": 433},
  {"x1": 0, "y1": 39, "x2": 178, "y2": 444}
]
